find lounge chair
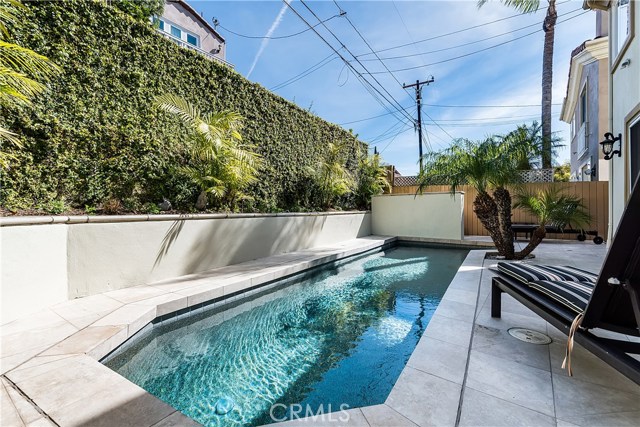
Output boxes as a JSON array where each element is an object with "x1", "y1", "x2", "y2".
[{"x1": 491, "y1": 177, "x2": 640, "y2": 385}]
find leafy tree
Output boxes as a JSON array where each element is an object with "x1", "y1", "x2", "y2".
[
  {"x1": 355, "y1": 153, "x2": 390, "y2": 210},
  {"x1": 0, "y1": 0, "x2": 58, "y2": 168},
  {"x1": 306, "y1": 141, "x2": 355, "y2": 210},
  {"x1": 155, "y1": 94, "x2": 261, "y2": 211},
  {"x1": 513, "y1": 187, "x2": 591, "y2": 257},
  {"x1": 554, "y1": 162, "x2": 571, "y2": 182},
  {"x1": 478, "y1": 0, "x2": 557, "y2": 168}
]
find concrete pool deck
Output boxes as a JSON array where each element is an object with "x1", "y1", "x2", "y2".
[{"x1": 2, "y1": 237, "x2": 639, "y2": 426}]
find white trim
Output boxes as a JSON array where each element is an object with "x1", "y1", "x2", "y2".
[{"x1": 560, "y1": 37, "x2": 609, "y2": 123}]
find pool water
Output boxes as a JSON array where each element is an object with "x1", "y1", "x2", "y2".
[{"x1": 105, "y1": 246, "x2": 468, "y2": 427}]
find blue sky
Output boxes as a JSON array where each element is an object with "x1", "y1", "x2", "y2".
[{"x1": 190, "y1": 1, "x2": 595, "y2": 176}]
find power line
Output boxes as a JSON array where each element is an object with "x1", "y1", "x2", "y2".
[
  {"x1": 289, "y1": 0, "x2": 415, "y2": 125},
  {"x1": 379, "y1": 126, "x2": 414, "y2": 153},
  {"x1": 363, "y1": 11, "x2": 588, "y2": 75},
  {"x1": 423, "y1": 103, "x2": 562, "y2": 108},
  {"x1": 270, "y1": 53, "x2": 337, "y2": 91},
  {"x1": 215, "y1": 14, "x2": 341, "y2": 39},
  {"x1": 356, "y1": 0, "x2": 572, "y2": 57},
  {"x1": 356, "y1": 8, "x2": 581, "y2": 62}
]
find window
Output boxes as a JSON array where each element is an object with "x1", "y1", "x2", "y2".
[
  {"x1": 187, "y1": 34, "x2": 198, "y2": 47},
  {"x1": 580, "y1": 89, "x2": 587, "y2": 126},
  {"x1": 171, "y1": 26, "x2": 181, "y2": 39},
  {"x1": 158, "y1": 19, "x2": 164, "y2": 31},
  {"x1": 614, "y1": 0, "x2": 631, "y2": 58}
]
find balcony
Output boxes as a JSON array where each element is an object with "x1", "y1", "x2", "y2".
[
  {"x1": 157, "y1": 30, "x2": 234, "y2": 68},
  {"x1": 572, "y1": 122, "x2": 588, "y2": 159}
]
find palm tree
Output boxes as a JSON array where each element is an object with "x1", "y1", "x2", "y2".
[
  {"x1": 0, "y1": 0, "x2": 59, "y2": 168},
  {"x1": 417, "y1": 136, "x2": 537, "y2": 259},
  {"x1": 478, "y1": 0, "x2": 556, "y2": 168},
  {"x1": 306, "y1": 141, "x2": 354, "y2": 209},
  {"x1": 155, "y1": 94, "x2": 261, "y2": 210},
  {"x1": 513, "y1": 187, "x2": 591, "y2": 257},
  {"x1": 501, "y1": 121, "x2": 562, "y2": 170},
  {"x1": 355, "y1": 153, "x2": 390, "y2": 210}
]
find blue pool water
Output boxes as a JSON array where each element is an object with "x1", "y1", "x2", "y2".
[{"x1": 104, "y1": 246, "x2": 468, "y2": 427}]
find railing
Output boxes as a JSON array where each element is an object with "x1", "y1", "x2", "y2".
[
  {"x1": 156, "y1": 31, "x2": 234, "y2": 68},
  {"x1": 574, "y1": 123, "x2": 588, "y2": 159}
]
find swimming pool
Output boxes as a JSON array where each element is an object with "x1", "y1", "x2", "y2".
[{"x1": 104, "y1": 245, "x2": 469, "y2": 427}]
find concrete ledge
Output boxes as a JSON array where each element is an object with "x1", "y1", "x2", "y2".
[
  {"x1": 0, "y1": 211, "x2": 369, "y2": 227},
  {"x1": 398, "y1": 236, "x2": 495, "y2": 248}
]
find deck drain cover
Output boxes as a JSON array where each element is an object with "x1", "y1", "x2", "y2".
[{"x1": 508, "y1": 328, "x2": 551, "y2": 345}]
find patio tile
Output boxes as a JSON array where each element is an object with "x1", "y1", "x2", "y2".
[
  {"x1": 49, "y1": 294, "x2": 123, "y2": 329},
  {"x1": 548, "y1": 342, "x2": 640, "y2": 395},
  {"x1": 423, "y1": 314, "x2": 473, "y2": 347},
  {"x1": 40, "y1": 325, "x2": 127, "y2": 358},
  {"x1": 459, "y1": 387, "x2": 555, "y2": 427},
  {"x1": 26, "y1": 417, "x2": 56, "y2": 427},
  {"x1": 93, "y1": 304, "x2": 156, "y2": 337},
  {"x1": 151, "y1": 411, "x2": 201, "y2": 426},
  {"x1": 556, "y1": 411, "x2": 640, "y2": 426},
  {"x1": 385, "y1": 366, "x2": 461, "y2": 426},
  {"x1": 441, "y1": 288, "x2": 478, "y2": 305},
  {"x1": 360, "y1": 404, "x2": 417, "y2": 427},
  {"x1": 2, "y1": 378, "x2": 43, "y2": 425},
  {"x1": 552, "y1": 374, "x2": 640, "y2": 419},
  {"x1": 465, "y1": 349, "x2": 555, "y2": 416},
  {"x1": 406, "y1": 336, "x2": 468, "y2": 384},
  {"x1": 432, "y1": 299, "x2": 476, "y2": 323},
  {"x1": 1, "y1": 379, "x2": 24, "y2": 427},
  {"x1": 475, "y1": 303, "x2": 548, "y2": 333},
  {"x1": 135, "y1": 293, "x2": 188, "y2": 316},
  {"x1": 104, "y1": 285, "x2": 170, "y2": 304},
  {"x1": 174, "y1": 281, "x2": 225, "y2": 307},
  {"x1": 47, "y1": 380, "x2": 175, "y2": 427},
  {"x1": 471, "y1": 324, "x2": 551, "y2": 371}
]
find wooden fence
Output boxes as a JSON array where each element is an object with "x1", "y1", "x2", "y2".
[{"x1": 391, "y1": 182, "x2": 609, "y2": 242}]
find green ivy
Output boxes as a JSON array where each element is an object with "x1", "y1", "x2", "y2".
[{"x1": 0, "y1": 0, "x2": 364, "y2": 213}]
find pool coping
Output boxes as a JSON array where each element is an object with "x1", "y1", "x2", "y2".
[{"x1": 0, "y1": 236, "x2": 486, "y2": 427}]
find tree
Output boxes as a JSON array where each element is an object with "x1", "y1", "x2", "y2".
[
  {"x1": 418, "y1": 137, "x2": 525, "y2": 258},
  {"x1": 355, "y1": 153, "x2": 390, "y2": 210},
  {"x1": 305, "y1": 141, "x2": 355, "y2": 210},
  {"x1": 155, "y1": 94, "x2": 261, "y2": 211},
  {"x1": 513, "y1": 187, "x2": 590, "y2": 257},
  {"x1": 478, "y1": 0, "x2": 556, "y2": 168},
  {"x1": 554, "y1": 162, "x2": 570, "y2": 181},
  {"x1": 0, "y1": 0, "x2": 58, "y2": 168},
  {"x1": 501, "y1": 121, "x2": 562, "y2": 170}
]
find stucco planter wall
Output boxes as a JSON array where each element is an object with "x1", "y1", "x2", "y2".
[
  {"x1": 371, "y1": 192, "x2": 464, "y2": 240},
  {"x1": 1, "y1": 212, "x2": 371, "y2": 324}
]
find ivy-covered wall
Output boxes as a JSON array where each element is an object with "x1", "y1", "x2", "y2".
[{"x1": 1, "y1": 0, "x2": 362, "y2": 213}]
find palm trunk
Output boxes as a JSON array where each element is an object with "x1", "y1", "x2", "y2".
[
  {"x1": 541, "y1": 0, "x2": 557, "y2": 169},
  {"x1": 473, "y1": 191, "x2": 511, "y2": 257},
  {"x1": 515, "y1": 225, "x2": 547, "y2": 259},
  {"x1": 493, "y1": 187, "x2": 515, "y2": 259}
]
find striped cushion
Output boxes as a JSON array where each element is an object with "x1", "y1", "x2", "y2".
[
  {"x1": 528, "y1": 280, "x2": 596, "y2": 314},
  {"x1": 497, "y1": 262, "x2": 597, "y2": 284}
]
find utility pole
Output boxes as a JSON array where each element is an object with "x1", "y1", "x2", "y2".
[{"x1": 403, "y1": 77, "x2": 434, "y2": 172}]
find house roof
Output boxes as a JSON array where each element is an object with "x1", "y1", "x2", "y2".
[{"x1": 168, "y1": 0, "x2": 225, "y2": 43}]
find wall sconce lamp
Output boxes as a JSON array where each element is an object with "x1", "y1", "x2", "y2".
[
  {"x1": 600, "y1": 132, "x2": 622, "y2": 160},
  {"x1": 583, "y1": 166, "x2": 596, "y2": 177}
]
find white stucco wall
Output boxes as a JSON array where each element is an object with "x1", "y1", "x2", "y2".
[
  {"x1": 371, "y1": 193, "x2": 464, "y2": 240},
  {"x1": 1, "y1": 225, "x2": 69, "y2": 324},
  {"x1": 608, "y1": 1, "x2": 640, "y2": 240},
  {"x1": 1, "y1": 212, "x2": 370, "y2": 323}
]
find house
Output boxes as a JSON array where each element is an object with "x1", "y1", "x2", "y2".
[
  {"x1": 560, "y1": 11, "x2": 609, "y2": 182},
  {"x1": 583, "y1": 0, "x2": 639, "y2": 241},
  {"x1": 155, "y1": 0, "x2": 230, "y2": 66}
]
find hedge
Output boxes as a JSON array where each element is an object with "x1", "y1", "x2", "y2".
[{"x1": 1, "y1": 0, "x2": 363, "y2": 213}]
